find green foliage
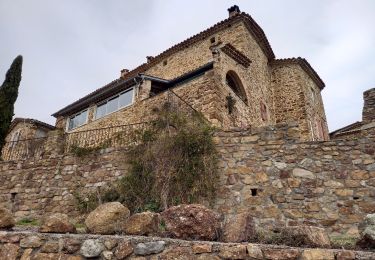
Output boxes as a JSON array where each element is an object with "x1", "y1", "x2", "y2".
[
  {"x1": 16, "y1": 218, "x2": 39, "y2": 226},
  {"x1": 74, "y1": 103, "x2": 219, "y2": 213},
  {"x1": 0, "y1": 56, "x2": 23, "y2": 151}
]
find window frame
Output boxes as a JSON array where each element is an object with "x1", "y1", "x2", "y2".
[
  {"x1": 225, "y1": 71, "x2": 248, "y2": 105},
  {"x1": 66, "y1": 109, "x2": 89, "y2": 131},
  {"x1": 94, "y1": 87, "x2": 135, "y2": 120}
]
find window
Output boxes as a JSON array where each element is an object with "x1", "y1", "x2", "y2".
[
  {"x1": 68, "y1": 110, "x2": 88, "y2": 131},
  {"x1": 35, "y1": 129, "x2": 47, "y2": 138},
  {"x1": 10, "y1": 130, "x2": 21, "y2": 147},
  {"x1": 95, "y1": 88, "x2": 134, "y2": 119},
  {"x1": 310, "y1": 87, "x2": 315, "y2": 102},
  {"x1": 225, "y1": 71, "x2": 247, "y2": 104},
  {"x1": 260, "y1": 102, "x2": 268, "y2": 121}
]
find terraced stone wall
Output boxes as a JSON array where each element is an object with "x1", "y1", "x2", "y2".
[{"x1": 1, "y1": 231, "x2": 375, "y2": 260}]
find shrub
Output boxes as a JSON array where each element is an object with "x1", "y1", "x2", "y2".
[{"x1": 74, "y1": 102, "x2": 219, "y2": 213}]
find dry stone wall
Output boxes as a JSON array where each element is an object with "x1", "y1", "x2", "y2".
[
  {"x1": 214, "y1": 124, "x2": 375, "y2": 236},
  {"x1": 0, "y1": 124, "x2": 373, "y2": 236},
  {"x1": 1, "y1": 231, "x2": 375, "y2": 260}
]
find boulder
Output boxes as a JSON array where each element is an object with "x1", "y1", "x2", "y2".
[
  {"x1": 284, "y1": 225, "x2": 331, "y2": 248},
  {"x1": 221, "y1": 213, "x2": 255, "y2": 242},
  {"x1": 357, "y1": 213, "x2": 375, "y2": 249},
  {"x1": 161, "y1": 204, "x2": 221, "y2": 240},
  {"x1": 85, "y1": 202, "x2": 130, "y2": 234},
  {"x1": 80, "y1": 239, "x2": 105, "y2": 258},
  {"x1": 39, "y1": 213, "x2": 76, "y2": 233},
  {"x1": 123, "y1": 211, "x2": 159, "y2": 235},
  {"x1": 0, "y1": 207, "x2": 15, "y2": 229},
  {"x1": 114, "y1": 240, "x2": 133, "y2": 259},
  {"x1": 0, "y1": 243, "x2": 19, "y2": 260}
]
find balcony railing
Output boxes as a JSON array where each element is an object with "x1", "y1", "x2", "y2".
[
  {"x1": 1, "y1": 137, "x2": 47, "y2": 161},
  {"x1": 64, "y1": 121, "x2": 152, "y2": 152},
  {"x1": 1, "y1": 89, "x2": 204, "y2": 161}
]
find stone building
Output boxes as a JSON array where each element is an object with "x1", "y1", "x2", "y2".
[
  {"x1": 330, "y1": 88, "x2": 375, "y2": 139},
  {"x1": 52, "y1": 5, "x2": 329, "y2": 141},
  {"x1": 1, "y1": 118, "x2": 55, "y2": 161}
]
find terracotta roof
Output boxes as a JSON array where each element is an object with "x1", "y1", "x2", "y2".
[
  {"x1": 271, "y1": 58, "x2": 325, "y2": 90},
  {"x1": 221, "y1": 43, "x2": 251, "y2": 68},
  {"x1": 52, "y1": 12, "x2": 275, "y2": 118},
  {"x1": 9, "y1": 118, "x2": 56, "y2": 132},
  {"x1": 329, "y1": 121, "x2": 363, "y2": 137}
]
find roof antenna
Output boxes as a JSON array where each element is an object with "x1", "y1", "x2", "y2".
[{"x1": 228, "y1": 5, "x2": 240, "y2": 18}]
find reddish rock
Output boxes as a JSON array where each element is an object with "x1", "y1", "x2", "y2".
[
  {"x1": 218, "y1": 245, "x2": 247, "y2": 259},
  {"x1": 0, "y1": 207, "x2": 15, "y2": 229},
  {"x1": 115, "y1": 240, "x2": 133, "y2": 259},
  {"x1": 285, "y1": 225, "x2": 331, "y2": 248},
  {"x1": 123, "y1": 211, "x2": 159, "y2": 235},
  {"x1": 0, "y1": 243, "x2": 19, "y2": 260},
  {"x1": 222, "y1": 213, "x2": 255, "y2": 242},
  {"x1": 39, "y1": 213, "x2": 76, "y2": 233},
  {"x1": 161, "y1": 204, "x2": 221, "y2": 240},
  {"x1": 262, "y1": 248, "x2": 300, "y2": 260},
  {"x1": 192, "y1": 244, "x2": 212, "y2": 254}
]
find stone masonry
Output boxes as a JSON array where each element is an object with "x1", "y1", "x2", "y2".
[{"x1": 0, "y1": 123, "x2": 373, "y2": 237}]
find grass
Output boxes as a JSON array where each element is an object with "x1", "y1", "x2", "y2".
[
  {"x1": 16, "y1": 218, "x2": 39, "y2": 226},
  {"x1": 330, "y1": 235, "x2": 358, "y2": 250}
]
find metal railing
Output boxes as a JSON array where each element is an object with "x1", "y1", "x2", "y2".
[
  {"x1": 1, "y1": 90, "x2": 205, "y2": 160},
  {"x1": 1, "y1": 137, "x2": 47, "y2": 161},
  {"x1": 64, "y1": 121, "x2": 152, "y2": 152}
]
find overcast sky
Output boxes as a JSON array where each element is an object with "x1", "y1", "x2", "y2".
[{"x1": 1, "y1": 0, "x2": 374, "y2": 131}]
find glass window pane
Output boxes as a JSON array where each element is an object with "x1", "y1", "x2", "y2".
[
  {"x1": 79, "y1": 110, "x2": 88, "y2": 125},
  {"x1": 107, "y1": 96, "x2": 119, "y2": 114},
  {"x1": 119, "y1": 89, "x2": 133, "y2": 108},
  {"x1": 96, "y1": 103, "x2": 106, "y2": 119}
]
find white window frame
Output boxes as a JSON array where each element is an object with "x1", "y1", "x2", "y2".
[
  {"x1": 66, "y1": 109, "x2": 89, "y2": 132},
  {"x1": 94, "y1": 87, "x2": 135, "y2": 120}
]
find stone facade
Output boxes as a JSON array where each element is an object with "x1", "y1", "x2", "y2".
[
  {"x1": 331, "y1": 88, "x2": 375, "y2": 140},
  {"x1": 53, "y1": 6, "x2": 328, "y2": 142},
  {"x1": 0, "y1": 124, "x2": 373, "y2": 237},
  {"x1": 1, "y1": 231, "x2": 375, "y2": 260}
]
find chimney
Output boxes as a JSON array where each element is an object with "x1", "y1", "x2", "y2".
[
  {"x1": 362, "y1": 88, "x2": 375, "y2": 123},
  {"x1": 146, "y1": 56, "x2": 154, "y2": 63},
  {"x1": 228, "y1": 5, "x2": 240, "y2": 18},
  {"x1": 120, "y1": 69, "x2": 129, "y2": 78}
]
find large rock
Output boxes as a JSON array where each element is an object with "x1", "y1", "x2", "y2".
[
  {"x1": 285, "y1": 225, "x2": 331, "y2": 248},
  {"x1": 39, "y1": 213, "x2": 76, "y2": 233},
  {"x1": 85, "y1": 202, "x2": 130, "y2": 234},
  {"x1": 80, "y1": 239, "x2": 105, "y2": 258},
  {"x1": 123, "y1": 211, "x2": 159, "y2": 235},
  {"x1": 0, "y1": 243, "x2": 19, "y2": 260},
  {"x1": 300, "y1": 249, "x2": 334, "y2": 260},
  {"x1": 222, "y1": 213, "x2": 255, "y2": 242},
  {"x1": 161, "y1": 204, "x2": 221, "y2": 241},
  {"x1": 357, "y1": 213, "x2": 375, "y2": 249},
  {"x1": 0, "y1": 207, "x2": 15, "y2": 229}
]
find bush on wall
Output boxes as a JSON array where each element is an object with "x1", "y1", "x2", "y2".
[{"x1": 74, "y1": 102, "x2": 218, "y2": 213}]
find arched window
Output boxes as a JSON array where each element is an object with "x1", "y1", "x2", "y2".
[{"x1": 225, "y1": 71, "x2": 247, "y2": 104}]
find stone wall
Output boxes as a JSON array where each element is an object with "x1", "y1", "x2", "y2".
[
  {"x1": 1, "y1": 231, "x2": 374, "y2": 260},
  {"x1": 214, "y1": 124, "x2": 375, "y2": 236},
  {"x1": 362, "y1": 88, "x2": 375, "y2": 123},
  {"x1": 0, "y1": 124, "x2": 373, "y2": 235},
  {"x1": 271, "y1": 63, "x2": 328, "y2": 141}
]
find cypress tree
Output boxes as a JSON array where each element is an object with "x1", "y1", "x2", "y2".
[{"x1": 0, "y1": 55, "x2": 23, "y2": 151}]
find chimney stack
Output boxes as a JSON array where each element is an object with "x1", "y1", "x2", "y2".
[
  {"x1": 146, "y1": 56, "x2": 154, "y2": 63},
  {"x1": 120, "y1": 69, "x2": 129, "y2": 78},
  {"x1": 362, "y1": 88, "x2": 375, "y2": 123},
  {"x1": 228, "y1": 5, "x2": 240, "y2": 18}
]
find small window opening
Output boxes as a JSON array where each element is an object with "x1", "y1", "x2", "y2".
[
  {"x1": 260, "y1": 102, "x2": 268, "y2": 121},
  {"x1": 210, "y1": 37, "x2": 216, "y2": 44},
  {"x1": 251, "y1": 188, "x2": 257, "y2": 196},
  {"x1": 163, "y1": 60, "x2": 167, "y2": 66},
  {"x1": 225, "y1": 71, "x2": 248, "y2": 104},
  {"x1": 353, "y1": 196, "x2": 360, "y2": 200}
]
